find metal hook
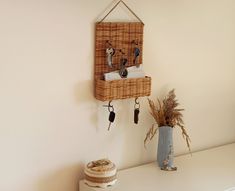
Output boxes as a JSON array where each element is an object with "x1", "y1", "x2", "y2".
[
  {"x1": 103, "y1": 100, "x2": 113, "y2": 107},
  {"x1": 134, "y1": 98, "x2": 140, "y2": 109},
  {"x1": 108, "y1": 100, "x2": 112, "y2": 107},
  {"x1": 135, "y1": 98, "x2": 139, "y2": 104},
  {"x1": 106, "y1": 40, "x2": 112, "y2": 47},
  {"x1": 119, "y1": 48, "x2": 126, "y2": 56},
  {"x1": 108, "y1": 102, "x2": 114, "y2": 112},
  {"x1": 103, "y1": 101, "x2": 114, "y2": 112},
  {"x1": 132, "y1": 39, "x2": 139, "y2": 45}
]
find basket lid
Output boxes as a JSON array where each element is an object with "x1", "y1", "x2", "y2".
[{"x1": 86, "y1": 159, "x2": 116, "y2": 173}]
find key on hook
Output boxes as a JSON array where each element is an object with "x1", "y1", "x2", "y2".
[
  {"x1": 108, "y1": 111, "x2": 115, "y2": 130},
  {"x1": 104, "y1": 101, "x2": 116, "y2": 131},
  {"x1": 106, "y1": 47, "x2": 115, "y2": 68},
  {"x1": 133, "y1": 47, "x2": 140, "y2": 67},
  {"x1": 119, "y1": 58, "x2": 128, "y2": 78},
  {"x1": 134, "y1": 98, "x2": 140, "y2": 124}
]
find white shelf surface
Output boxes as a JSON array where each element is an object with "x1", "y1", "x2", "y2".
[{"x1": 80, "y1": 143, "x2": 235, "y2": 191}]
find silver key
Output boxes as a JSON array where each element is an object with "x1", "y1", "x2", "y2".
[{"x1": 106, "y1": 48, "x2": 115, "y2": 68}]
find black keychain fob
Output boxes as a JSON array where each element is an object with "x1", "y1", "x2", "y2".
[
  {"x1": 134, "y1": 108, "x2": 139, "y2": 124},
  {"x1": 108, "y1": 111, "x2": 115, "y2": 130}
]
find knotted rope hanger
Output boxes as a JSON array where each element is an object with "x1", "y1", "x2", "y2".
[{"x1": 99, "y1": 0, "x2": 144, "y2": 25}]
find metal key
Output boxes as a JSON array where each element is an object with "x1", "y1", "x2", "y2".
[
  {"x1": 134, "y1": 98, "x2": 140, "y2": 124},
  {"x1": 108, "y1": 111, "x2": 115, "y2": 130},
  {"x1": 133, "y1": 47, "x2": 140, "y2": 67},
  {"x1": 134, "y1": 108, "x2": 139, "y2": 124},
  {"x1": 106, "y1": 47, "x2": 115, "y2": 68},
  {"x1": 119, "y1": 58, "x2": 128, "y2": 78}
]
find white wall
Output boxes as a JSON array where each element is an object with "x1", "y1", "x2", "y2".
[{"x1": 0, "y1": 0, "x2": 235, "y2": 191}]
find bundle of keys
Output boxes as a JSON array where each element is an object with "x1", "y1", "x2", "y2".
[
  {"x1": 134, "y1": 98, "x2": 140, "y2": 124},
  {"x1": 133, "y1": 47, "x2": 140, "y2": 67},
  {"x1": 103, "y1": 101, "x2": 116, "y2": 131},
  {"x1": 119, "y1": 58, "x2": 128, "y2": 78},
  {"x1": 106, "y1": 41, "x2": 115, "y2": 68},
  {"x1": 132, "y1": 40, "x2": 140, "y2": 67}
]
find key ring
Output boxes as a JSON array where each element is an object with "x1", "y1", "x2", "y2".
[
  {"x1": 134, "y1": 98, "x2": 140, "y2": 109},
  {"x1": 103, "y1": 101, "x2": 114, "y2": 112},
  {"x1": 108, "y1": 101, "x2": 114, "y2": 112},
  {"x1": 119, "y1": 49, "x2": 128, "y2": 78}
]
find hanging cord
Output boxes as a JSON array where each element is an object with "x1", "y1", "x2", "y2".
[{"x1": 99, "y1": 0, "x2": 144, "y2": 25}]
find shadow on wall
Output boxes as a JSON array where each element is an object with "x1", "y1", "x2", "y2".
[
  {"x1": 74, "y1": 80, "x2": 100, "y2": 131},
  {"x1": 74, "y1": 80, "x2": 96, "y2": 104},
  {"x1": 36, "y1": 163, "x2": 85, "y2": 191}
]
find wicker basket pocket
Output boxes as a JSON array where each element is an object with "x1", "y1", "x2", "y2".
[{"x1": 95, "y1": 76, "x2": 151, "y2": 101}]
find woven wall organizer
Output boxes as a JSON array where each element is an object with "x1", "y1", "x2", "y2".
[{"x1": 94, "y1": 0, "x2": 151, "y2": 101}]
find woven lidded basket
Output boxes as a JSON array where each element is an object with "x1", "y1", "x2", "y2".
[
  {"x1": 94, "y1": 22, "x2": 151, "y2": 101},
  {"x1": 84, "y1": 159, "x2": 117, "y2": 188}
]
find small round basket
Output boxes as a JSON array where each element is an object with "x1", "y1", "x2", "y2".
[{"x1": 84, "y1": 159, "x2": 117, "y2": 188}]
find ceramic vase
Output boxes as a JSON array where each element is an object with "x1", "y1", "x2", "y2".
[{"x1": 157, "y1": 126, "x2": 176, "y2": 170}]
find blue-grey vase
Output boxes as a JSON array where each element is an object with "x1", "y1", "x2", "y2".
[{"x1": 157, "y1": 126, "x2": 175, "y2": 169}]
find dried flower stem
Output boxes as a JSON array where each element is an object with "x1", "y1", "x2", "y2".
[{"x1": 145, "y1": 89, "x2": 191, "y2": 152}]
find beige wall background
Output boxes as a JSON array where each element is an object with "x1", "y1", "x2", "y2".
[{"x1": 0, "y1": 0, "x2": 235, "y2": 191}]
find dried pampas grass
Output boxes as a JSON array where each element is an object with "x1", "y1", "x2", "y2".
[{"x1": 144, "y1": 89, "x2": 191, "y2": 152}]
